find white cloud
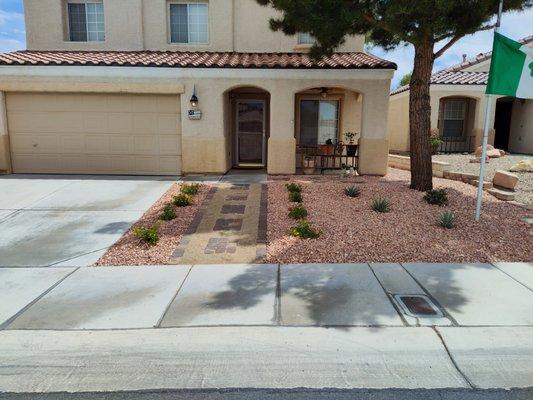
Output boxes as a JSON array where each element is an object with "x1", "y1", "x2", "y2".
[
  {"x1": 371, "y1": 8, "x2": 533, "y2": 89},
  {"x1": 0, "y1": 37, "x2": 24, "y2": 52},
  {"x1": 0, "y1": 9, "x2": 23, "y2": 26}
]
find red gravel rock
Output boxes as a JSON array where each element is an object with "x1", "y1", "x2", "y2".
[
  {"x1": 266, "y1": 169, "x2": 532, "y2": 263},
  {"x1": 97, "y1": 183, "x2": 209, "y2": 266}
]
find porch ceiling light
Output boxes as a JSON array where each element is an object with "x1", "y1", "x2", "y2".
[
  {"x1": 320, "y1": 87, "x2": 328, "y2": 98},
  {"x1": 190, "y1": 85, "x2": 199, "y2": 108}
]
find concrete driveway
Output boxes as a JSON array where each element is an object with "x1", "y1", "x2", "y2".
[{"x1": 0, "y1": 175, "x2": 176, "y2": 267}]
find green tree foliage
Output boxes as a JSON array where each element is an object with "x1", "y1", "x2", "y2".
[
  {"x1": 399, "y1": 72, "x2": 412, "y2": 87},
  {"x1": 256, "y1": 0, "x2": 531, "y2": 190}
]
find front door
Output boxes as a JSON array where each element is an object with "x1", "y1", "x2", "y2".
[{"x1": 236, "y1": 100, "x2": 265, "y2": 166}]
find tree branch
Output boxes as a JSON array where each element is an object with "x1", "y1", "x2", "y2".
[
  {"x1": 434, "y1": 35, "x2": 462, "y2": 59},
  {"x1": 362, "y1": 13, "x2": 411, "y2": 43}
]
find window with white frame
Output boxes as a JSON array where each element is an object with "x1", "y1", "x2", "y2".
[
  {"x1": 169, "y1": 2, "x2": 209, "y2": 44},
  {"x1": 67, "y1": 2, "x2": 105, "y2": 42},
  {"x1": 298, "y1": 32, "x2": 316, "y2": 45},
  {"x1": 440, "y1": 99, "x2": 467, "y2": 138}
]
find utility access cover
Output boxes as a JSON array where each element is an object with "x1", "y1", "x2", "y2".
[{"x1": 393, "y1": 294, "x2": 444, "y2": 318}]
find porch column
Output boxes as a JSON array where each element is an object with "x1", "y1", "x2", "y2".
[
  {"x1": 0, "y1": 92, "x2": 11, "y2": 174},
  {"x1": 472, "y1": 95, "x2": 497, "y2": 149},
  {"x1": 267, "y1": 84, "x2": 295, "y2": 174},
  {"x1": 180, "y1": 84, "x2": 230, "y2": 174},
  {"x1": 359, "y1": 81, "x2": 390, "y2": 175}
]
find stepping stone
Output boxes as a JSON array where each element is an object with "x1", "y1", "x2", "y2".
[{"x1": 487, "y1": 187, "x2": 515, "y2": 201}]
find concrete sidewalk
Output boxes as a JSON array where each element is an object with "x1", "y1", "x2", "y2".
[{"x1": 0, "y1": 262, "x2": 532, "y2": 393}]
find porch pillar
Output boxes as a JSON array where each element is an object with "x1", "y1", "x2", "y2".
[
  {"x1": 0, "y1": 92, "x2": 11, "y2": 174},
  {"x1": 359, "y1": 82, "x2": 390, "y2": 175},
  {"x1": 267, "y1": 85, "x2": 295, "y2": 174},
  {"x1": 180, "y1": 84, "x2": 230, "y2": 174},
  {"x1": 473, "y1": 95, "x2": 497, "y2": 149}
]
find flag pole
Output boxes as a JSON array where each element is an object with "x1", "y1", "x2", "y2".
[{"x1": 475, "y1": 0, "x2": 504, "y2": 221}]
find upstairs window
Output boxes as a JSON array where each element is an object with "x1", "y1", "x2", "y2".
[
  {"x1": 298, "y1": 32, "x2": 316, "y2": 45},
  {"x1": 67, "y1": 2, "x2": 105, "y2": 42},
  {"x1": 169, "y1": 2, "x2": 209, "y2": 44}
]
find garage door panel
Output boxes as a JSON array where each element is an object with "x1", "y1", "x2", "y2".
[{"x1": 8, "y1": 93, "x2": 182, "y2": 176}]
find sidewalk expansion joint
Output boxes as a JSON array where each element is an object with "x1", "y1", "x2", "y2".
[
  {"x1": 154, "y1": 265, "x2": 194, "y2": 328},
  {"x1": 490, "y1": 262, "x2": 533, "y2": 292}
]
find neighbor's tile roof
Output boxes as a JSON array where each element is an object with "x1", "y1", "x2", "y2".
[
  {"x1": 391, "y1": 70, "x2": 488, "y2": 95},
  {"x1": 390, "y1": 34, "x2": 533, "y2": 96},
  {"x1": 0, "y1": 50, "x2": 397, "y2": 69}
]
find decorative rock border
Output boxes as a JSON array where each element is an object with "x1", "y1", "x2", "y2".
[{"x1": 388, "y1": 154, "x2": 451, "y2": 177}]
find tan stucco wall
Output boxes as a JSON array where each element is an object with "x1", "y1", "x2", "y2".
[
  {"x1": 0, "y1": 92, "x2": 12, "y2": 173},
  {"x1": 0, "y1": 66, "x2": 393, "y2": 175},
  {"x1": 24, "y1": 0, "x2": 364, "y2": 53},
  {"x1": 387, "y1": 92, "x2": 410, "y2": 152},
  {"x1": 509, "y1": 99, "x2": 533, "y2": 154}
]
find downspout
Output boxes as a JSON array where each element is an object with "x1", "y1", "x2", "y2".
[{"x1": 231, "y1": 0, "x2": 236, "y2": 51}]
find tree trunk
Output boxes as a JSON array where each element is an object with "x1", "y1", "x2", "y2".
[{"x1": 409, "y1": 42, "x2": 435, "y2": 191}]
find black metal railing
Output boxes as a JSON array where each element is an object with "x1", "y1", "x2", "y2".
[
  {"x1": 297, "y1": 144, "x2": 358, "y2": 173},
  {"x1": 438, "y1": 136, "x2": 474, "y2": 154}
]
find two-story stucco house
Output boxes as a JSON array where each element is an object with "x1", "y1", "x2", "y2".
[
  {"x1": 388, "y1": 35, "x2": 533, "y2": 156},
  {"x1": 0, "y1": 0, "x2": 396, "y2": 177}
]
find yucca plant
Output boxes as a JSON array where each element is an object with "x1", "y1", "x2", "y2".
[
  {"x1": 289, "y1": 190, "x2": 303, "y2": 203},
  {"x1": 286, "y1": 183, "x2": 302, "y2": 193},
  {"x1": 424, "y1": 188, "x2": 448, "y2": 206},
  {"x1": 133, "y1": 223, "x2": 160, "y2": 245},
  {"x1": 289, "y1": 221, "x2": 320, "y2": 239},
  {"x1": 181, "y1": 183, "x2": 200, "y2": 196},
  {"x1": 344, "y1": 185, "x2": 361, "y2": 198},
  {"x1": 439, "y1": 212, "x2": 456, "y2": 229},
  {"x1": 173, "y1": 194, "x2": 192, "y2": 207},
  {"x1": 288, "y1": 205, "x2": 308, "y2": 220},
  {"x1": 372, "y1": 197, "x2": 391, "y2": 213},
  {"x1": 160, "y1": 203, "x2": 176, "y2": 221}
]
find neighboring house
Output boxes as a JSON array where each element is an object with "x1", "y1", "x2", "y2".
[
  {"x1": 0, "y1": 0, "x2": 396, "y2": 177},
  {"x1": 388, "y1": 35, "x2": 533, "y2": 155}
]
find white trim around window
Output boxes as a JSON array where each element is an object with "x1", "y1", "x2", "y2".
[{"x1": 168, "y1": 1, "x2": 209, "y2": 45}]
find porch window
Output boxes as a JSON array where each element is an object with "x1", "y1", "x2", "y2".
[
  {"x1": 67, "y1": 2, "x2": 105, "y2": 42},
  {"x1": 299, "y1": 100, "x2": 339, "y2": 145},
  {"x1": 298, "y1": 32, "x2": 316, "y2": 45},
  {"x1": 440, "y1": 99, "x2": 467, "y2": 138},
  {"x1": 169, "y1": 2, "x2": 209, "y2": 44}
]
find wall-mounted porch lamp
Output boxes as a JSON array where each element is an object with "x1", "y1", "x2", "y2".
[
  {"x1": 190, "y1": 85, "x2": 199, "y2": 108},
  {"x1": 320, "y1": 87, "x2": 328, "y2": 99}
]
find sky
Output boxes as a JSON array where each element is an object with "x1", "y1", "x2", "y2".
[{"x1": 0, "y1": 0, "x2": 531, "y2": 88}]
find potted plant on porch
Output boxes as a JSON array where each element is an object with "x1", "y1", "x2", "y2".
[
  {"x1": 344, "y1": 132, "x2": 359, "y2": 157},
  {"x1": 302, "y1": 155, "x2": 315, "y2": 175},
  {"x1": 319, "y1": 139, "x2": 335, "y2": 155}
]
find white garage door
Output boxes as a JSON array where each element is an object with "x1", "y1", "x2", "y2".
[{"x1": 6, "y1": 92, "x2": 182, "y2": 175}]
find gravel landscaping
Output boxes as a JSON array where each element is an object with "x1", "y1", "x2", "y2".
[
  {"x1": 433, "y1": 154, "x2": 533, "y2": 205},
  {"x1": 266, "y1": 168, "x2": 532, "y2": 263},
  {"x1": 97, "y1": 183, "x2": 210, "y2": 266}
]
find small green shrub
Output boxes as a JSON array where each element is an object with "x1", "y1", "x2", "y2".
[
  {"x1": 424, "y1": 188, "x2": 449, "y2": 206},
  {"x1": 289, "y1": 221, "x2": 320, "y2": 239},
  {"x1": 430, "y1": 136, "x2": 443, "y2": 154},
  {"x1": 288, "y1": 205, "x2": 308, "y2": 220},
  {"x1": 289, "y1": 191, "x2": 303, "y2": 203},
  {"x1": 181, "y1": 183, "x2": 200, "y2": 196},
  {"x1": 439, "y1": 212, "x2": 456, "y2": 229},
  {"x1": 160, "y1": 203, "x2": 176, "y2": 221},
  {"x1": 286, "y1": 183, "x2": 302, "y2": 193},
  {"x1": 133, "y1": 224, "x2": 160, "y2": 245},
  {"x1": 344, "y1": 185, "x2": 361, "y2": 198},
  {"x1": 372, "y1": 197, "x2": 391, "y2": 213},
  {"x1": 173, "y1": 194, "x2": 192, "y2": 207}
]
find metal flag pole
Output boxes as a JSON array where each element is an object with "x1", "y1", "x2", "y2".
[{"x1": 475, "y1": 0, "x2": 504, "y2": 221}]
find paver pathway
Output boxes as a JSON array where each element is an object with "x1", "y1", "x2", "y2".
[{"x1": 170, "y1": 183, "x2": 267, "y2": 264}]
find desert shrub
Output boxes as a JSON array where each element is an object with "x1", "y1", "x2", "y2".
[
  {"x1": 181, "y1": 183, "x2": 200, "y2": 196},
  {"x1": 289, "y1": 221, "x2": 320, "y2": 239},
  {"x1": 286, "y1": 183, "x2": 302, "y2": 193},
  {"x1": 289, "y1": 190, "x2": 303, "y2": 203},
  {"x1": 160, "y1": 203, "x2": 176, "y2": 221},
  {"x1": 288, "y1": 205, "x2": 308, "y2": 220},
  {"x1": 424, "y1": 188, "x2": 448, "y2": 206},
  {"x1": 344, "y1": 185, "x2": 361, "y2": 198},
  {"x1": 439, "y1": 212, "x2": 456, "y2": 229},
  {"x1": 173, "y1": 194, "x2": 192, "y2": 207},
  {"x1": 372, "y1": 197, "x2": 391, "y2": 213},
  {"x1": 133, "y1": 224, "x2": 159, "y2": 245}
]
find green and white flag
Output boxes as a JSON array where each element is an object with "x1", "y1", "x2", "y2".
[{"x1": 486, "y1": 32, "x2": 533, "y2": 99}]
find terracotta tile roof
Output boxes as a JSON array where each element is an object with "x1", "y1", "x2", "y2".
[
  {"x1": 0, "y1": 50, "x2": 396, "y2": 69},
  {"x1": 391, "y1": 71, "x2": 488, "y2": 95}
]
